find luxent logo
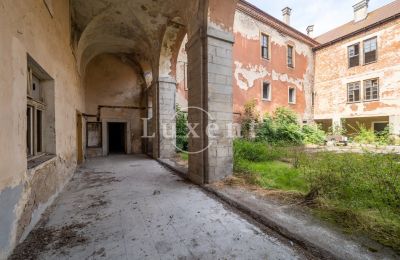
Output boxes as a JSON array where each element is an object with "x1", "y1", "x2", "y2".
[{"x1": 142, "y1": 106, "x2": 241, "y2": 154}]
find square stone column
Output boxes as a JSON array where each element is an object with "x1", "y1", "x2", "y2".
[
  {"x1": 389, "y1": 115, "x2": 400, "y2": 135},
  {"x1": 186, "y1": 28, "x2": 234, "y2": 184},
  {"x1": 152, "y1": 77, "x2": 176, "y2": 159}
]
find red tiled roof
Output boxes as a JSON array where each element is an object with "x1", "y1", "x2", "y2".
[{"x1": 315, "y1": 0, "x2": 400, "y2": 46}]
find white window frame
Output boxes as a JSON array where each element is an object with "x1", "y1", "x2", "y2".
[
  {"x1": 262, "y1": 81, "x2": 272, "y2": 101},
  {"x1": 288, "y1": 87, "x2": 296, "y2": 104}
]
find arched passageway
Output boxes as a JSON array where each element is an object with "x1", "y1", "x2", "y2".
[{"x1": 71, "y1": 0, "x2": 239, "y2": 184}]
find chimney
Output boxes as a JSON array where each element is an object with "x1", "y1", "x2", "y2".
[
  {"x1": 282, "y1": 7, "x2": 292, "y2": 25},
  {"x1": 353, "y1": 0, "x2": 369, "y2": 22},
  {"x1": 306, "y1": 25, "x2": 314, "y2": 37}
]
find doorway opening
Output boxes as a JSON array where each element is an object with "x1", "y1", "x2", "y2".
[{"x1": 108, "y1": 122, "x2": 126, "y2": 154}]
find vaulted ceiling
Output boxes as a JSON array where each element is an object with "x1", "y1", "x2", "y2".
[{"x1": 70, "y1": 0, "x2": 198, "y2": 77}]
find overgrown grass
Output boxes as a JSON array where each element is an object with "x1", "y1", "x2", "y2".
[
  {"x1": 233, "y1": 139, "x2": 400, "y2": 251},
  {"x1": 179, "y1": 152, "x2": 188, "y2": 161}
]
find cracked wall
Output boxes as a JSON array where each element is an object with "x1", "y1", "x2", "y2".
[
  {"x1": 314, "y1": 18, "x2": 400, "y2": 122},
  {"x1": 232, "y1": 10, "x2": 314, "y2": 121},
  {"x1": 84, "y1": 54, "x2": 145, "y2": 155},
  {"x1": 0, "y1": 0, "x2": 84, "y2": 258}
]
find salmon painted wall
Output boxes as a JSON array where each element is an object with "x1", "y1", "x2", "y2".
[
  {"x1": 232, "y1": 10, "x2": 314, "y2": 121},
  {"x1": 314, "y1": 18, "x2": 400, "y2": 121}
]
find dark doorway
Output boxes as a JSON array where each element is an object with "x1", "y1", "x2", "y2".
[{"x1": 108, "y1": 122, "x2": 126, "y2": 154}]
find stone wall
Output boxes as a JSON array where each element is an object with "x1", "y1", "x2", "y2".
[{"x1": 0, "y1": 0, "x2": 84, "y2": 257}]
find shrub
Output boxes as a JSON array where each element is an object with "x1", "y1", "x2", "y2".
[
  {"x1": 256, "y1": 107, "x2": 304, "y2": 145},
  {"x1": 240, "y1": 100, "x2": 259, "y2": 139},
  {"x1": 302, "y1": 124, "x2": 326, "y2": 145},
  {"x1": 255, "y1": 115, "x2": 276, "y2": 142},
  {"x1": 233, "y1": 139, "x2": 286, "y2": 163},
  {"x1": 274, "y1": 107, "x2": 298, "y2": 126},
  {"x1": 176, "y1": 105, "x2": 188, "y2": 151},
  {"x1": 353, "y1": 123, "x2": 376, "y2": 144}
]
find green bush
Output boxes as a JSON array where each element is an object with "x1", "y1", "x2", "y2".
[
  {"x1": 353, "y1": 123, "x2": 376, "y2": 144},
  {"x1": 233, "y1": 139, "x2": 286, "y2": 163},
  {"x1": 302, "y1": 124, "x2": 326, "y2": 145},
  {"x1": 255, "y1": 107, "x2": 304, "y2": 144},
  {"x1": 175, "y1": 105, "x2": 188, "y2": 151}
]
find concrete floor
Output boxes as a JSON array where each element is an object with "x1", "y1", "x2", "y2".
[{"x1": 15, "y1": 155, "x2": 311, "y2": 260}]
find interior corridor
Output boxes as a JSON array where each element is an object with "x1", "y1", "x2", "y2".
[{"x1": 10, "y1": 155, "x2": 309, "y2": 260}]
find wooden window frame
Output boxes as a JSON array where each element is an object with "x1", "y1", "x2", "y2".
[
  {"x1": 364, "y1": 78, "x2": 379, "y2": 101},
  {"x1": 260, "y1": 33, "x2": 270, "y2": 60},
  {"x1": 347, "y1": 81, "x2": 361, "y2": 103},
  {"x1": 363, "y1": 37, "x2": 377, "y2": 65},
  {"x1": 348, "y1": 43, "x2": 360, "y2": 68},
  {"x1": 287, "y1": 45, "x2": 295, "y2": 68}
]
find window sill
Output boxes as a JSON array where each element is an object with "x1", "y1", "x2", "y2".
[
  {"x1": 262, "y1": 98, "x2": 271, "y2": 102},
  {"x1": 27, "y1": 154, "x2": 56, "y2": 169},
  {"x1": 363, "y1": 99, "x2": 380, "y2": 102},
  {"x1": 363, "y1": 60, "x2": 377, "y2": 66},
  {"x1": 346, "y1": 101, "x2": 361, "y2": 104}
]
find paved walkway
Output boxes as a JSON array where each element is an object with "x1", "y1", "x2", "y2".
[{"x1": 12, "y1": 155, "x2": 310, "y2": 260}]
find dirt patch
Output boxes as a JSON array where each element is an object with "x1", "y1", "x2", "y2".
[
  {"x1": 218, "y1": 176, "x2": 304, "y2": 204},
  {"x1": 9, "y1": 222, "x2": 90, "y2": 260}
]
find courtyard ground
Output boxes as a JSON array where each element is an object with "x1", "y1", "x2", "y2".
[{"x1": 10, "y1": 155, "x2": 312, "y2": 260}]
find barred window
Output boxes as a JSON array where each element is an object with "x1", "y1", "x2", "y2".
[
  {"x1": 347, "y1": 82, "x2": 361, "y2": 102},
  {"x1": 261, "y1": 34, "x2": 269, "y2": 59},
  {"x1": 364, "y1": 79, "x2": 379, "y2": 101},
  {"x1": 348, "y1": 43, "x2": 360, "y2": 68},
  {"x1": 363, "y1": 37, "x2": 377, "y2": 64}
]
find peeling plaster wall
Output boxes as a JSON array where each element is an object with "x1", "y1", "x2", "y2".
[
  {"x1": 176, "y1": 35, "x2": 189, "y2": 109},
  {"x1": 84, "y1": 54, "x2": 144, "y2": 155},
  {"x1": 314, "y1": 19, "x2": 400, "y2": 123},
  {"x1": 0, "y1": 0, "x2": 84, "y2": 258},
  {"x1": 232, "y1": 10, "x2": 314, "y2": 121}
]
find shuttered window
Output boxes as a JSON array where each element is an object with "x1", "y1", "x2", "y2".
[{"x1": 363, "y1": 37, "x2": 377, "y2": 64}]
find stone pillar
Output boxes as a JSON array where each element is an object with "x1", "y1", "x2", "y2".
[
  {"x1": 389, "y1": 115, "x2": 400, "y2": 135},
  {"x1": 186, "y1": 27, "x2": 234, "y2": 184},
  {"x1": 152, "y1": 77, "x2": 176, "y2": 159}
]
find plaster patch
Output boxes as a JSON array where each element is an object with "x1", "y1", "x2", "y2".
[
  {"x1": 0, "y1": 185, "x2": 23, "y2": 259},
  {"x1": 234, "y1": 61, "x2": 270, "y2": 90},
  {"x1": 271, "y1": 70, "x2": 304, "y2": 91}
]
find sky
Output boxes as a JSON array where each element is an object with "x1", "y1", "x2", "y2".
[{"x1": 245, "y1": 0, "x2": 394, "y2": 36}]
